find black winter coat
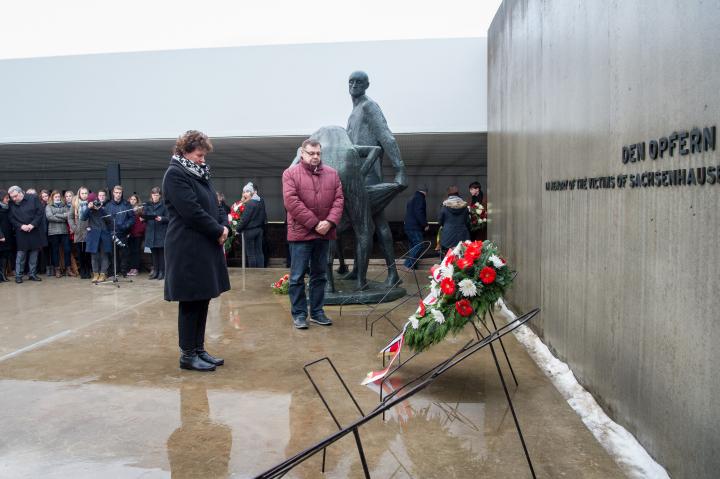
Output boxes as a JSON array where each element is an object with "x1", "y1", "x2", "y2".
[
  {"x1": 9, "y1": 195, "x2": 48, "y2": 251},
  {"x1": 438, "y1": 196, "x2": 470, "y2": 249},
  {"x1": 236, "y1": 198, "x2": 266, "y2": 232},
  {"x1": 162, "y1": 159, "x2": 230, "y2": 302},
  {"x1": 0, "y1": 206, "x2": 13, "y2": 252},
  {"x1": 404, "y1": 191, "x2": 427, "y2": 231},
  {"x1": 143, "y1": 201, "x2": 168, "y2": 248}
]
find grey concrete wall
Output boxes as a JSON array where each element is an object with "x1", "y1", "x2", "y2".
[{"x1": 488, "y1": 1, "x2": 720, "y2": 477}]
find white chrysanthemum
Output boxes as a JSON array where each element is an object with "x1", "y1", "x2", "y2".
[
  {"x1": 489, "y1": 254, "x2": 505, "y2": 268},
  {"x1": 431, "y1": 309, "x2": 445, "y2": 324},
  {"x1": 458, "y1": 279, "x2": 477, "y2": 297},
  {"x1": 409, "y1": 316, "x2": 420, "y2": 329}
]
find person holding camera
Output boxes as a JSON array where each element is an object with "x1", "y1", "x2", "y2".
[
  {"x1": 81, "y1": 190, "x2": 111, "y2": 283},
  {"x1": 104, "y1": 185, "x2": 135, "y2": 277},
  {"x1": 144, "y1": 186, "x2": 168, "y2": 280}
]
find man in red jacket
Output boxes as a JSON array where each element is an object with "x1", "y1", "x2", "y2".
[{"x1": 282, "y1": 139, "x2": 344, "y2": 329}]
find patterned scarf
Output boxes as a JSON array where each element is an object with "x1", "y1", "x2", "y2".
[{"x1": 172, "y1": 154, "x2": 210, "y2": 180}]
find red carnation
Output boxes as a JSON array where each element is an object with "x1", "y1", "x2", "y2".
[
  {"x1": 418, "y1": 300, "x2": 426, "y2": 317},
  {"x1": 240, "y1": 204, "x2": 246, "y2": 213},
  {"x1": 231, "y1": 211, "x2": 240, "y2": 220},
  {"x1": 456, "y1": 257, "x2": 473, "y2": 270},
  {"x1": 479, "y1": 266, "x2": 496, "y2": 284},
  {"x1": 440, "y1": 277, "x2": 456, "y2": 295},
  {"x1": 455, "y1": 299, "x2": 473, "y2": 317},
  {"x1": 464, "y1": 245, "x2": 481, "y2": 261}
]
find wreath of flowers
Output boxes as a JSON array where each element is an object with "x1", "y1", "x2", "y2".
[
  {"x1": 224, "y1": 200, "x2": 246, "y2": 253},
  {"x1": 403, "y1": 240, "x2": 514, "y2": 352},
  {"x1": 271, "y1": 274, "x2": 290, "y2": 294},
  {"x1": 469, "y1": 202, "x2": 487, "y2": 232}
]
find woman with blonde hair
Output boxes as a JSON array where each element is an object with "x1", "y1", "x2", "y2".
[{"x1": 69, "y1": 186, "x2": 92, "y2": 279}]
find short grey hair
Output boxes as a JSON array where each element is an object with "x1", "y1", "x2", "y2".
[{"x1": 8, "y1": 186, "x2": 23, "y2": 195}]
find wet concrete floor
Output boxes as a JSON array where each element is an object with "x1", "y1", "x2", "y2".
[{"x1": 0, "y1": 268, "x2": 626, "y2": 478}]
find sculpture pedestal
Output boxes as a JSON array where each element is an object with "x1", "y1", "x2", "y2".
[{"x1": 323, "y1": 278, "x2": 406, "y2": 305}]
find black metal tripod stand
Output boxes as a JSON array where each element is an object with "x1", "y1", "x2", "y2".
[{"x1": 99, "y1": 207, "x2": 135, "y2": 288}]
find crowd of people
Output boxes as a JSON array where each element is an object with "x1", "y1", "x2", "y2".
[
  {"x1": 0, "y1": 179, "x2": 270, "y2": 286},
  {"x1": 0, "y1": 184, "x2": 168, "y2": 284},
  {"x1": 402, "y1": 181, "x2": 485, "y2": 269}
]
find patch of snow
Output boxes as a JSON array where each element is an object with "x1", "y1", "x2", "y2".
[{"x1": 497, "y1": 300, "x2": 670, "y2": 479}]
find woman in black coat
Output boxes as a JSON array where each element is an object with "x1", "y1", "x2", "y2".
[
  {"x1": 144, "y1": 186, "x2": 169, "y2": 280},
  {"x1": 162, "y1": 130, "x2": 230, "y2": 372},
  {"x1": 438, "y1": 185, "x2": 470, "y2": 256}
]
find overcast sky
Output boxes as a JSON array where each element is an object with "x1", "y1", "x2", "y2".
[{"x1": 1, "y1": 0, "x2": 502, "y2": 60}]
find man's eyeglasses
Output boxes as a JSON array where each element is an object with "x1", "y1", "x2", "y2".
[{"x1": 302, "y1": 149, "x2": 321, "y2": 157}]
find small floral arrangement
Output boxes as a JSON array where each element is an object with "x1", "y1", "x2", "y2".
[
  {"x1": 224, "y1": 200, "x2": 246, "y2": 253},
  {"x1": 272, "y1": 274, "x2": 290, "y2": 294},
  {"x1": 403, "y1": 240, "x2": 514, "y2": 352},
  {"x1": 469, "y1": 202, "x2": 487, "y2": 232}
]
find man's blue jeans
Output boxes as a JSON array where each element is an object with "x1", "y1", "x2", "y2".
[
  {"x1": 288, "y1": 240, "x2": 329, "y2": 320},
  {"x1": 404, "y1": 229, "x2": 425, "y2": 269},
  {"x1": 16, "y1": 249, "x2": 39, "y2": 277}
]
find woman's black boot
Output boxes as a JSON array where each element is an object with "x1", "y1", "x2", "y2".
[
  {"x1": 179, "y1": 350, "x2": 215, "y2": 371},
  {"x1": 197, "y1": 349, "x2": 224, "y2": 366}
]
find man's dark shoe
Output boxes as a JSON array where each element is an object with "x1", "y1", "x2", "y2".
[
  {"x1": 148, "y1": 269, "x2": 158, "y2": 279},
  {"x1": 197, "y1": 349, "x2": 224, "y2": 366},
  {"x1": 157, "y1": 271, "x2": 165, "y2": 280},
  {"x1": 179, "y1": 351, "x2": 216, "y2": 372},
  {"x1": 28, "y1": 275, "x2": 42, "y2": 282},
  {"x1": 293, "y1": 317, "x2": 309, "y2": 329},
  {"x1": 310, "y1": 314, "x2": 333, "y2": 326},
  {"x1": 15, "y1": 276, "x2": 23, "y2": 284}
]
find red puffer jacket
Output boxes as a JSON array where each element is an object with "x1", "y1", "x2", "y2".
[{"x1": 282, "y1": 160, "x2": 344, "y2": 241}]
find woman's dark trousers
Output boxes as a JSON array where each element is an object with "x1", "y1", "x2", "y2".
[
  {"x1": 127, "y1": 236, "x2": 143, "y2": 271},
  {"x1": 151, "y1": 247, "x2": 165, "y2": 275},
  {"x1": 178, "y1": 299, "x2": 210, "y2": 353}
]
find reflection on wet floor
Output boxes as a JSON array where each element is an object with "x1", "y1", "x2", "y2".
[{"x1": 0, "y1": 268, "x2": 626, "y2": 478}]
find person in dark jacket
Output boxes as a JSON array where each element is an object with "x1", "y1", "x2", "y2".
[
  {"x1": 126, "y1": 194, "x2": 146, "y2": 277},
  {"x1": 403, "y1": 185, "x2": 429, "y2": 269},
  {"x1": 0, "y1": 190, "x2": 12, "y2": 282},
  {"x1": 104, "y1": 185, "x2": 135, "y2": 277},
  {"x1": 163, "y1": 130, "x2": 230, "y2": 372},
  {"x1": 468, "y1": 181, "x2": 484, "y2": 241},
  {"x1": 81, "y1": 190, "x2": 112, "y2": 283},
  {"x1": 236, "y1": 182, "x2": 267, "y2": 268},
  {"x1": 438, "y1": 185, "x2": 470, "y2": 256},
  {"x1": 469, "y1": 181, "x2": 484, "y2": 206},
  {"x1": 144, "y1": 186, "x2": 169, "y2": 279},
  {"x1": 8, "y1": 186, "x2": 47, "y2": 283}
]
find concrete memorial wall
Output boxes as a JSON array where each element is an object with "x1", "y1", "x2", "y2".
[{"x1": 488, "y1": 1, "x2": 719, "y2": 477}]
